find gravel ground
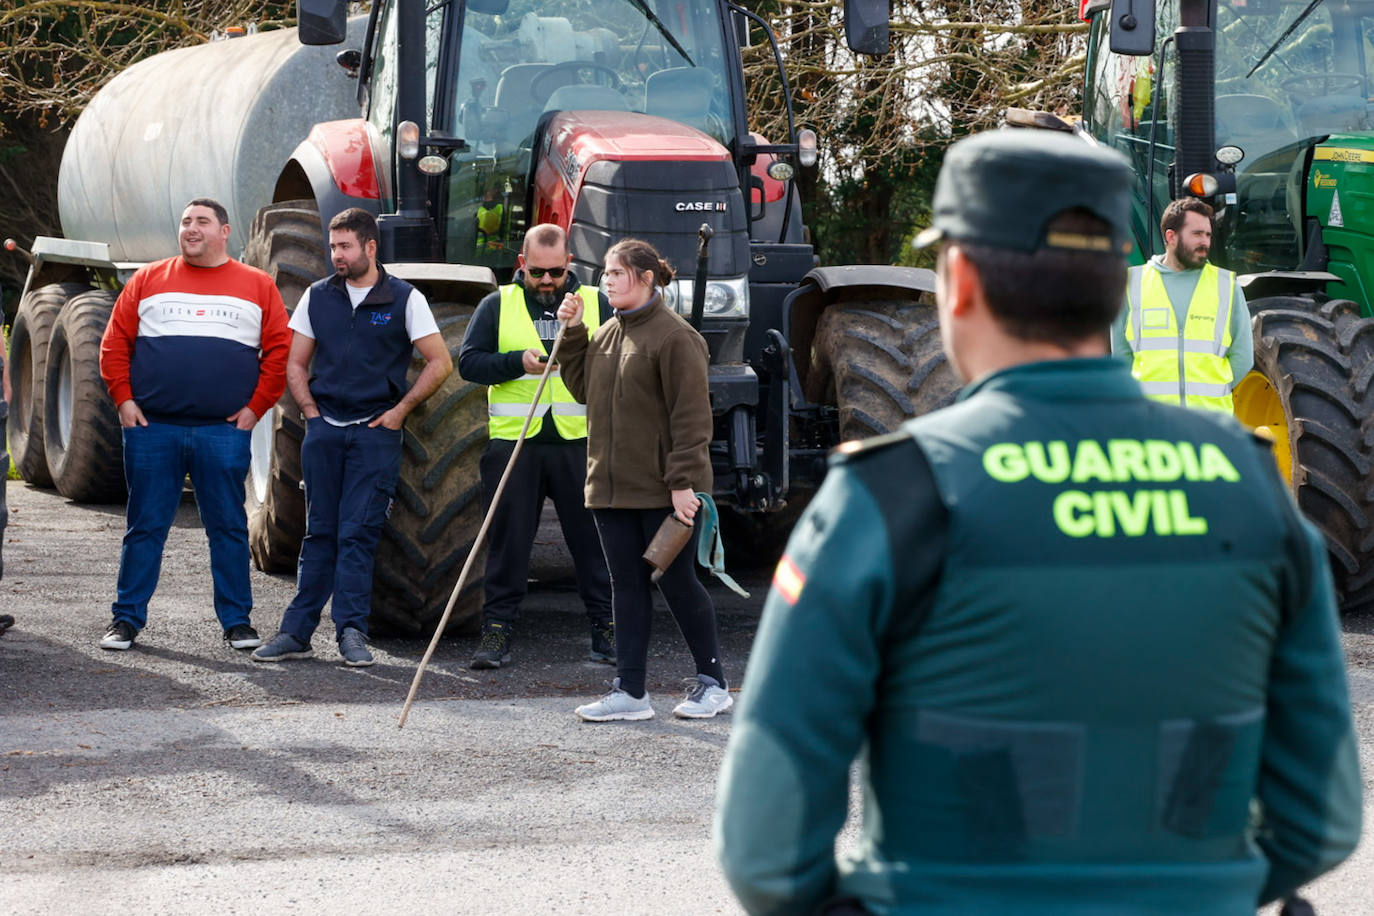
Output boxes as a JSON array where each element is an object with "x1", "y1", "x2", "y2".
[
  {"x1": 0, "y1": 482, "x2": 770, "y2": 914},
  {"x1": 2, "y1": 481, "x2": 1373, "y2": 915}
]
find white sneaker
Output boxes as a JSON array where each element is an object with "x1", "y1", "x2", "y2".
[
  {"x1": 575, "y1": 678, "x2": 654, "y2": 722},
  {"x1": 673, "y1": 675, "x2": 732, "y2": 719}
]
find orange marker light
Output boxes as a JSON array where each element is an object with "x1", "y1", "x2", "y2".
[{"x1": 1183, "y1": 172, "x2": 1219, "y2": 198}]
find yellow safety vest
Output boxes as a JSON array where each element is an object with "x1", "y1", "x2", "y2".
[
  {"x1": 476, "y1": 203, "x2": 504, "y2": 252},
  {"x1": 488, "y1": 284, "x2": 601, "y2": 440},
  {"x1": 1124, "y1": 262, "x2": 1236, "y2": 413}
]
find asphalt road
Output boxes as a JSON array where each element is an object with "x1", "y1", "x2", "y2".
[{"x1": 2, "y1": 481, "x2": 1372, "y2": 915}]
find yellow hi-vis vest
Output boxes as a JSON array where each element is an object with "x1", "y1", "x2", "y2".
[
  {"x1": 1124, "y1": 262, "x2": 1237, "y2": 413},
  {"x1": 476, "y1": 203, "x2": 503, "y2": 253},
  {"x1": 488, "y1": 284, "x2": 601, "y2": 440}
]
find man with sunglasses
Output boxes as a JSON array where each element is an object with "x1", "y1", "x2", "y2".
[{"x1": 459, "y1": 224, "x2": 615, "y2": 669}]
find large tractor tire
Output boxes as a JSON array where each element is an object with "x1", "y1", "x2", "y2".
[
  {"x1": 1235, "y1": 297, "x2": 1374, "y2": 613},
  {"x1": 812, "y1": 299, "x2": 961, "y2": 442},
  {"x1": 371, "y1": 306, "x2": 488, "y2": 636},
  {"x1": 243, "y1": 199, "x2": 328, "y2": 572},
  {"x1": 43, "y1": 290, "x2": 125, "y2": 503},
  {"x1": 7, "y1": 282, "x2": 90, "y2": 486},
  {"x1": 725, "y1": 299, "x2": 961, "y2": 570}
]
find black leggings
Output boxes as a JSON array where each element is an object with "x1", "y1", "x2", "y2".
[{"x1": 592, "y1": 507, "x2": 725, "y2": 698}]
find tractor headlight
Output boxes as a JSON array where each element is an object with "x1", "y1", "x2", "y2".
[{"x1": 662, "y1": 276, "x2": 750, "y2": 319}]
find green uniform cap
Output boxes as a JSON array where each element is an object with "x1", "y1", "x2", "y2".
[{"x1": 914, "y1": 130, "x2": 1134, "y2": 256}]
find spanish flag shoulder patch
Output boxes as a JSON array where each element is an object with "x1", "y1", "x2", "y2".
[{"x1": 772, "y1": 554, "x2": 806, "y2": 605}]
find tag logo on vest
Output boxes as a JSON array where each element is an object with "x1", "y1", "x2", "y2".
[{"x1": 370, "y1": 311, "x2": 393, "y2": 326}]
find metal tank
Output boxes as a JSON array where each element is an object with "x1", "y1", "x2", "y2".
[{"x1": 58, "y1": 18, "x2": 367, "y2": 261}]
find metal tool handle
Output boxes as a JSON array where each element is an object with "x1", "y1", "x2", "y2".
[{"x1": 399, "y1": 320, "x2": 570, "y2": 727}]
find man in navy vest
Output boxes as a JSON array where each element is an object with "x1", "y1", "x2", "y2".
[{"x1": 253, "y1": 208, "x2": 452, "y2": 667}]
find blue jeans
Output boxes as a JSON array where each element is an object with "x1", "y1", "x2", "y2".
[
  {"x1": 113, "y1": 421, "x2": 253, "y2": 630},
  {"x1": 279, "y1": 419, "x2": 401, "y2": 642}
]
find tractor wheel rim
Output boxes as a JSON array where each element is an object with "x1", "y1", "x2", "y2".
[
  {"x1": 15, "y1": 346, "x2": 31, "y2": 437},
  {"x1": 1233, "y1": 369, "x2": 1292, "y2": 483},
  {"x1": 57, "y1": 348, "x2": 74, "y2": 450},
  {"x1": 248, "y1": 405, "x2": 275, "y2": 505}
]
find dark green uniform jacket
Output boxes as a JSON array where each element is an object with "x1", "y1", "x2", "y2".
[{"x1": 715, "y1": 358, "x2": 1360, "y2": 916}]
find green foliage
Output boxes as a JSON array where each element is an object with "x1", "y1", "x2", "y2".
[{"x1": 805, "y1": 142, "x2": 944, "y2": 267}]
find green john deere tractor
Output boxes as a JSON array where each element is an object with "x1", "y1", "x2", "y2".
[{"x1": 1072, "y1": 0, "x2": 1374, "y2": 613}]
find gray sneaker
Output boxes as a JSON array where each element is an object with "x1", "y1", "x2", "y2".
[
  {"x1": 575, "y1": 678, "x2": 654, "y2": 722},
  {"x1": 338, "y1": 627, "x2": 374, "y2": 667},
  {"x1": 672, "y1": 674, "x2": 733, "y2": 719},
  {"x1": 250, "y1": 632, "x2": 313, "y2": 663}
]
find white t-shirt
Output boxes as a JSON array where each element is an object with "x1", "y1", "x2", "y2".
[
  {"x1": 289, "y1": 282, "x2": 440, "y2": 341},
  {"x1": 289, "y1": 281, "x2": 442, "y2": 425}
]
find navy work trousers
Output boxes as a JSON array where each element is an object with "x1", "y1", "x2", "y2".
[
  {"x1": 279, "y1": 418, "x2": 401, "y2": 642},
  {"x1": 479, "y1": 437, "x2": 612, "y2": 628}
]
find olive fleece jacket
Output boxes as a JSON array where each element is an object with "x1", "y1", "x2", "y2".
[{"x1": 558, "y1": 298, "x2": 713, "y2": 508}]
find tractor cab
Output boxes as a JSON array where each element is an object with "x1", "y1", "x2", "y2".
[
  {"x1": 1084, "y1": 0, "x2": 1374, "y2": 274},
  {"x1": 360, "y1": 0, "x2": 741, "y2": 280}
]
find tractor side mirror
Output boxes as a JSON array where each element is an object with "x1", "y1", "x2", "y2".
[
  {"x1": 1108, "y1": 0, "x2": 1155, "y2": 56},
  {"x1": 843, "y1": 0, "x2": 890, "y2": 56},
  {"x1": 297, "y1": 0, "x2": 347, "y2": 46}
]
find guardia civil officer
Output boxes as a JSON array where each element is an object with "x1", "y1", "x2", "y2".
[
  {"x1": 715, "y1": 130, "x2": 1360, "y2": 915},
  {"x1": 1111, "y1": 197, "x2": 1252, "y2": 412}
]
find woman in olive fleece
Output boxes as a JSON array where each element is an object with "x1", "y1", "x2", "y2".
[{"x1": 556, "y1": 239, "x2": 731, "y2": 722}]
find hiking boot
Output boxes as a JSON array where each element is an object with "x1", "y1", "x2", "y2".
[
  {"x1": 250, "y1": 632, "x2": 313, "y2": 663},
  {"x1": 672, "y1": 674, "x2": 733, "y2": 719},
  {"x1": 470, "y1": 622, "x2": 512, "y2": 669},
  {"x1": 99, "y1": 620, "x2": 137, "y2": 651},
  {"x1": 575, "y1": 678, "x2": 654, "y2": 722},
  {"x1": 338, "y1": 627, "x2": 374, "y2": 667},
  {"x1": 588, "y1": 622, "x2": 615, "y2": 664},
  {"x1": 224, "y1": 624, "x2": 263, "y2": 650}
]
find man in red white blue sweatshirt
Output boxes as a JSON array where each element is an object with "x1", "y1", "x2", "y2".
[{"x1": 98, "y1": 198, "x2": 290, "y2": 652}]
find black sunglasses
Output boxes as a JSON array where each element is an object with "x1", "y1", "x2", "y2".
[{"x1": 526, "y1": 266, "x2": 566, "y2": 279}]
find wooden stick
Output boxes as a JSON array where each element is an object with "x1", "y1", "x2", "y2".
[{"x1": 399, "y1": 320, "x2": 570, "y2": 728}]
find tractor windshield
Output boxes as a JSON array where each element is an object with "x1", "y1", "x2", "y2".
[
  {"x1": 1216, "y1": 0, "x2": 1370, "y2": 158},
  {"x1": 1085, "y1": 0, "x2": 1374, "y2": 265},
  {"x1": 443, "y1": 0, "x2": 735, "y2": 269}
]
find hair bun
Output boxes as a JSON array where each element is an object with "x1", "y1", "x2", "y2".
[{"x1": 657, "y1": 258, "x2": 676, "y2": 286}]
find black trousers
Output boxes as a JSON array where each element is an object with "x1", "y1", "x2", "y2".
[
  {"x1": 592, "y1": 506, "x2": 725, "y2": 698},
  {"x1": 479, "y1": 437, "x2": 612, "y2": 627}
]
